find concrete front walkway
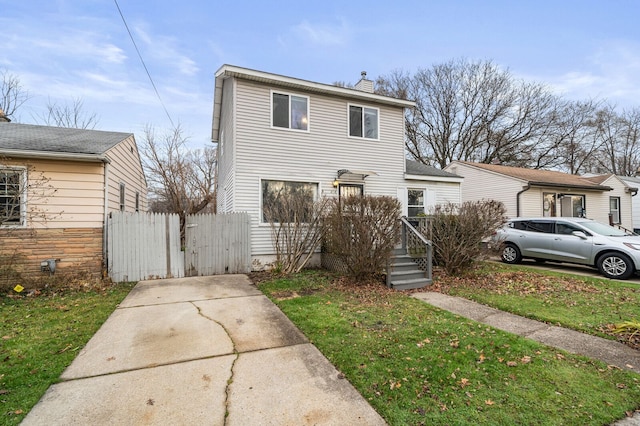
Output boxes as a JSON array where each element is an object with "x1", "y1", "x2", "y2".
[
  {"x1": 22, "y1": 275, "x2": 385, "y2": 426},
  {"x1": 412, "y1": 292, "x2": 640, "y2": 373}
]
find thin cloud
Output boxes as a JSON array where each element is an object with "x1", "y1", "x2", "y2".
[
  {"x1": 281, "y1": 18, "x2": 351, "y2": 48},
  {"x1": 549, "y1": 40, "x2": 640, "y2": 106},
  {"x1": 134, "y1": 23, "x2": 200, "y2": 76}
]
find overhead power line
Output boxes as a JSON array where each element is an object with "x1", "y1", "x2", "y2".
[{"x1": 113, "y1": 0, "x2": 175, "y2": 128}]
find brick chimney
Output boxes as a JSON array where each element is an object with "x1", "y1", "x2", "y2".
[
  {"x1": 354, "y1": 71, "x2": 374, "y2": 93},
  {"x1": 0, "y1": 109, "x2": 10, "y2": 122}
]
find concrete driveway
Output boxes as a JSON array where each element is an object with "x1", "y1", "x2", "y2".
[
  {"x1": 511, "y1": 259, "x2": 640, "y2": 284},
  {"x1": 22, "y1": 275, "x2": 386, "y2": 426}
]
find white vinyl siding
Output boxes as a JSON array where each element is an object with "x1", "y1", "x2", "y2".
[
  {"x1": 216, "y1": 77, "x2": 236, "y2": 214},
  {"x1": 446, "y1": 163, "x2": 524, "y2": 217},
  {"x1": 233, "y1": 79, "x2": 406, "y2": 256}
]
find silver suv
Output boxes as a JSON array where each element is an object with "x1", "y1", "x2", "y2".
[{"x1": 496, "y1": 217, "x2": 640, "y2": 280}]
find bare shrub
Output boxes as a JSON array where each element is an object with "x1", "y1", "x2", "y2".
[
  {"x1": 263, "y1": 185, "x2": 329, "y2": 274},
  {"x1": 431, "y1": 200, "x2": 507, "y2": 275},
  {"x1": 323, "y1": 196, "x2": 401, "y2": 280}
]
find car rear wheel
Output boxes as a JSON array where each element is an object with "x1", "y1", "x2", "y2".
[
  {"x1": 501, "y1": 243, "x2": 522, "y2": 264},
  {"x1": 597, "y1": 252, "x2": 635, "y2": 280}
]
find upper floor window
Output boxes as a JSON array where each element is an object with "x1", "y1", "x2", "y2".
[
  {"x1": 349, "y1": 105, "x2": 378, "y2": 139},
  {"x1": 0, "y1": 167, "x2": 25, "y2": 227},
  {"x1": 272, "y1": 92, "x2": 309, "y2": 131}
]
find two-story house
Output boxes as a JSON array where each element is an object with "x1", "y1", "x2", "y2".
[{"x1": 212, "y1": 65, "x2": 462, "y2": 269}]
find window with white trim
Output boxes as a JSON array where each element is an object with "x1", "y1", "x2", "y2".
[
  {"x1": 407, "y1": 189, "x2": 425, "y2": 217},
  {"x1": 261, "y1": 179, "x2": 317, "y2": 223},
  {"x1": 272, "y1": 92, "x2": 309, "y2": 131},
  {"x1": 610, "y1": 196, "x2": 620, "y2": 224},
  {"x1": 349, "y1": 104, "x2": 378, "y2": 139},
  {"x1": 0, "y1": 167, "x2": 25, "y2": 226}
]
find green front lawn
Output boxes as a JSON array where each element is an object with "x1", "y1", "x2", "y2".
[
  {"x1": 436, "y1": 262, "x2": 640, "y2": 348},
  {"x1": 257, "y1": 271, "x2": 640, "y2": 425},
  {"x1": 0, "y1": 283, "x2": 134, "y2": 425}
]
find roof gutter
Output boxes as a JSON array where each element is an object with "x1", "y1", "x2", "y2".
[
  {"x1": 516, "y1": 184, "x2": 531, "y2": 217},
  {"x1": 527, "y1": 181, "x2": 612, "y2": 191},
  {"x1": 0, "y1": 149, "x2": 110, "y2": 163}
]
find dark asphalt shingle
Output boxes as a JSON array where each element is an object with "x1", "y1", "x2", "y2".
[{"x1": 0, "y1": 123, "x2": 131, "y2": 155}]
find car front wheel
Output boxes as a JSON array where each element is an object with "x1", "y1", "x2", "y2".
[
  {"x1": 597, "y1": 252, "x2": 635, "y2": 280},
  {"x1": 501, "y1": 243, "x2": 522, "y2": 264}
]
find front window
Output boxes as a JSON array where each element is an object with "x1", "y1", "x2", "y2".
[
  {"x1": 407, "y1": 189, "x2": 425, "y2": 217},
  {"x1": 559, "y1": 194, "x2": 585, "y2": 218},
  {"x1": 349, "y1": 105, "x2": 378, "y2": 139},
  {"x1": 272, "y1": 92, "x2": 309, "y2": 131},
  {"x1": 261, "y1": 180, "x2": 318, "y2": 223},
  {"x1": 610, "y1": 197, "x2": 620, "y2": 224},
  {"x1": 0, "y1": 167, "x2": 25, "y2": 226}
]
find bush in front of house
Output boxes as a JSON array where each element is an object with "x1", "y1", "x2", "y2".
[
  {"x1": 431, "y1": 199, "x2": 507, "y2": 275},
  {"x1": 323, "y1": 195, "x2": 401, "y2": 280}
]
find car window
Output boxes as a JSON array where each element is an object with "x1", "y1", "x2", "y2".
[
  {"x1": 526, "y1": 221, "x2": 553, "y2": 233},
  {"x1": 579, "y1": 221, "x2": 628, "y2": 236},
  {"x1": 556, "y1": 223, "x2": 582, "y2": 235}
]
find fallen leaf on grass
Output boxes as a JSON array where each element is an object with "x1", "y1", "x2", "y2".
[
  {"x1": 458, "y1": 378, "x2": 470, "y2": 388},
  {"x1": 521, "y1": 356, "x2": 532, "y2": 364},
  {"x1": 506, "y1": 361, "x2": 518, "y2": 367},
  {"x1": 485, "y1": 400, "x2": 495, "y2": 406}
]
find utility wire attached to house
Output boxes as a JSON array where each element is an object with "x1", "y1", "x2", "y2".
[{"x1": 113, "y1": 0, "x2": 175, "y2": 128}]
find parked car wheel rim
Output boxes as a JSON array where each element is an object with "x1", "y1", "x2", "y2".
[
  {"x1": 602, "y1": 256, "x2": 628, "y2": 277},
  {"x1": 503, "y1": 246, "x2": 518, "y2": 262}
]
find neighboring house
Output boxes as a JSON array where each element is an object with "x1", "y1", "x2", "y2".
[
  {"x1": 212, "y1": 65, "x2": 463, "y2": 269},
  {"x1": 0, "y1": 122, "x2": 147, "y2": 278},
  {"x1": 619, "y1": 175, "x2": 640, "y2": 233},
  {"x1": 444, "y1": 161, "x2": 637, "y2": 230}
]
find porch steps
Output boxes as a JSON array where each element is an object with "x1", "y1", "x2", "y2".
[{"x1": 387, "y1": 248, "x2": 432, "y2": 290}]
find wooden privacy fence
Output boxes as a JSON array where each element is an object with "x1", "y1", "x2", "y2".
[
  {"x1": 184, "y1": 213, "x2": 251, "y2": 276},
  {"x1": 107, "y1": 212, "x2": 250, "y2": 282}
]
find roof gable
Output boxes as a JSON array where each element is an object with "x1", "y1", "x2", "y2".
[{"x1": 0, "y1": 123, "x2": 132, "y2": 157}]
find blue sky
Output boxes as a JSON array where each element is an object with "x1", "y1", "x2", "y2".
[{"x1": 2, "y1": 0, "x2": 639, "y2": 149}]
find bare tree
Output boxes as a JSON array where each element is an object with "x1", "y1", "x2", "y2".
[
  {"x1": 376, "y1": 59, "x2": 560, "y2": 169},
  {"x1": 0, "y1": 69, "x2": 30, "y2": 121},
  {"x1": 36, "y1": 97, "x2": 99, "y2": 129},
  {"x1": 263, "y1": 186, "x2": 329, "y2": 274},
  {"x1": 140, "y1": 124, "x2": 216, "y2": 241},
  {"x1": 544, "y1": 99, "x2": 601, "y2": 174},
  {"x1": 588, "y1": 106, "x2": 640, "y2": 176}
]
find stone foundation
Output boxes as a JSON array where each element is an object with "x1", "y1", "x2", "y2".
[{"x1": 0, "y1": 227, "x2": 103, "y2": 280}]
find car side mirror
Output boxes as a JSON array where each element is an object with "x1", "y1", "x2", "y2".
[{"x1": 571, "y1": 230, "x2": 588, "y2": 239}]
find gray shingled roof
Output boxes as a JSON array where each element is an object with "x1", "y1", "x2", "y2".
[
  {"x1": 406, "y1": 159, "x2": 461, "y2": 178},
  {"x1": 0, "y1": 123, "x2": 131, "y2": 155}
]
